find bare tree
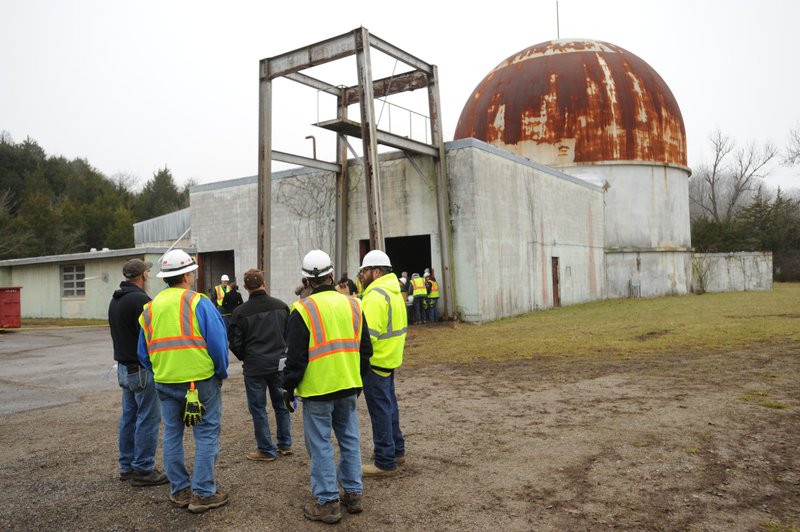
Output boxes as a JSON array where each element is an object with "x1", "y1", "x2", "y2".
[
  {"x1": 785, "y1": 122, "x2": 800, "y2": 167},
  {"x1": 689, "y1": 129, "x2": 777, "y2": 222}
]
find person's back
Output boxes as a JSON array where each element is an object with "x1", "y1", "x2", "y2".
[
  {"x1": 108, "y1": 258, "x2": 167, "y2": 488},
  {"x1": 230, "y1": 269, "x2": 293, "y2": 461}
]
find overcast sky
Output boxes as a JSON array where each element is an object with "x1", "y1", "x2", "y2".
[{"x1": 1, "y1": 0, "x2": 798, "y2": 190}]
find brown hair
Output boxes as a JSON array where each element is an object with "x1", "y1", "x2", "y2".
[{"x1": 243, "y1": 269, "x2": 264, "y2": 291}]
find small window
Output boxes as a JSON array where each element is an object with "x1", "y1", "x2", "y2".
[{"x1": 62, "y1": 264, "x2": 86, "y2": 297}]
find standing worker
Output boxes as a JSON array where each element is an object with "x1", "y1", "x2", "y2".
[
  {"x1": 283, "y1": 250, "x2": 373, "y2": 524},
  {"x1": 410, "y1": 273, "x2": 427, "y2": 324},
  {"x1": 213, "y1": 274, "x2": 231, "y2": 311},
  {"x1": 228, "y1": 268, "x2": 293, "y2": 462},
  {"x1": 426, "y1": 274, "x2": 440, "y2": 323},
  {"x1": 358, "y1": 250, "x2": 407, "y2": 477},
  {"x1": 108, "y1": 258, "x2": 167, "y2": 487},
  {"x1": 220, "y1": 279, "x2": 243, "y2": 328},
  {"x1": 137, "y1": 249, "x2": 230, "y2": 514}
]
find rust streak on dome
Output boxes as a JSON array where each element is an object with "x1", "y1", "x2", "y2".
[{"x1": 454, "y1": 39, "x2": 687, "y2": 168}]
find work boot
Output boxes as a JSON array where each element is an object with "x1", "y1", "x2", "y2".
[
  {"x1": 341, "y1": 492, "x2": 363, "y2": 514},
  {"x1": 246, "y1": 450, "x2": 276, "y2": 462},
  {"x1": 130, "y1": 468, "x2": 169, "y2": 487},
  {"x1": 278, "y1": 447, "x2": 294, "y2": 456},
  {"x1": 169, "y1": 487, "x2": 193, "y2": 508},
  {"x1": 303, "y1": 500, "x2": 342, "y2": 524},
  {"x1": 362, "y1": 463, "x2": 399, "y2": 478},
  {"x1": 119, "y1": 470, "x2": 133, "y2": 481},
  {"x1": 188, "y1": 490, "x2": 229, "y2": 514}
]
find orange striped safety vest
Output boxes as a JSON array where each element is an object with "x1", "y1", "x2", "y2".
[
  {"x1": 139, "y1": 287, "x2": 215, "y2": 383},
  {"x1": 293, "y1": 290, "x2": 363, "y2": 398}
]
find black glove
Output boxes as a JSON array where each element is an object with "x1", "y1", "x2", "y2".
[{"x1": 282, "y1": 388, "x2": 296, "y2": 413}]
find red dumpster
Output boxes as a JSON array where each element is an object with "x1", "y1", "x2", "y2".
[{"x1": 0, "y1": 286, "x2": 22, "y2": 329}]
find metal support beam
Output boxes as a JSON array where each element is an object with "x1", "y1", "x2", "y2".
[
  {"x1": 368, "y1": 33, "x2": 432, "y2": 73},
  {"x1": 265, "y1": 30, "x2": 357, "y2": 78},
  {"x1": 285, "y1": 72, "x2": 340, "y2": 96},
  {"x1": 355, "y1": 28, "x2": 384, "y2": 252},
  {"x1": 343, "y1": 70, "x2": 429, "y2": 106},
  {"x1": 257, "y1": 60, "x2": 272, "y2": 283},
  {"x1": 334, "y1": 89, "x2": 349, "y2": 277},
  {"x1": 272, "y1": 150, "x2": 341, "y2": 173},
  {"x1": 428, "y1": 65, "x2": 456, "y2": 319}
]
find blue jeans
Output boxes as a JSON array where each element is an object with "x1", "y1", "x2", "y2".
[
  {"x1": 427, "y1": 298, "x2": 439, "y2": 322},
  {"x1": 156, "y1": 376, "x2": 222, "y2": 497},
  {"x1": 117, "y1": 364, "x2": 161, "y2": 474},
  {"x1": 302, "y1": 395, "x2": 362, "y2": 504},
  {"x1": 363, "y1": 369, "x2": 405, "y2": 470},
  {"x1": 413, "y1": 295, "x2": 427, "y2": 323},
  {"x1": 244, "y1": 372, "x2": 292, "y2": 455}
]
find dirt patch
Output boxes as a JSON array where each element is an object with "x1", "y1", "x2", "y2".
[{"x1": 0, "y1": 334, "x2": 798, "y2": 530}]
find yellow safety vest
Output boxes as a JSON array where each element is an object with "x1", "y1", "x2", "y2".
[
  {"x1": 362, "y1": 273, "x2": 407, "y2": 372},
  {"x1": 294, "y1": 291, "x2": 364, "y2": 398},
  {"x1": 411, "y1": 277, "x2": 427, "y2": 296},
  {"x1": 428, "y1": 280, "x2": 440, "y2": 299},
  {"x1": 139, "y1": 288, "x2": 215, "y2": 384},
  {"x1": 214, "y1": 284, "x2": 230, "y2": 306}
]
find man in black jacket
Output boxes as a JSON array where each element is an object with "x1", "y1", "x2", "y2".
[
  {"x1": 108, "y1": 258, "x2": 167, "y2": 487},
  {"x1": 228, "y1": 269, "x2": 293, "y2": 461}
]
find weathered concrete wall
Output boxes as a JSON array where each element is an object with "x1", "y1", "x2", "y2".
[
  {"x1": 605, "y1": 250, "x2": 692, "y2": 298},
  {"x1": 567, "y1": 163, "x2": 692, "y2": 250},
  {"x1": 447, "y1": 139, "x2": 605, "y2": 322},
  {"x1": 692, "y1": 252, "x2": 773, "y2": 293},
  {"x1": 191, "y1": 175, "x2": 259, "y2": 295}
]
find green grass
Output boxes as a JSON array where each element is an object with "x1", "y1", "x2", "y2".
[
  {"x1": 405, "y1": 283, "x2": 800, "y2": 367},
  {"x1": 20, "y1": 318, "x2": 108, "y2": 328}
]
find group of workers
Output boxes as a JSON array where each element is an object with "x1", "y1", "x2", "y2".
[{"x1": 108, "y1": 247, "x2": 408, "y2": 523}]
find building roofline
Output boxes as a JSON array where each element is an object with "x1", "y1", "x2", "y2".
[{"x1": 0, "y1": 247, "x2": 196, "y2": 267}]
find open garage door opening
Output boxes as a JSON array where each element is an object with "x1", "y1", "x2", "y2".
[
  {"x1": 359, "y1": 235, "x2": 432, "y2": 279},
  {"x1": 198, "y1": 250, "x2": 235, "y2": 297}
]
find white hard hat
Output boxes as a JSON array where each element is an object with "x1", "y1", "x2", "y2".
[
  {"x1": 302, "y1": 249, "x2": 334, "y2": 278},
  {"x1": 157, "y1": 250, "x2": 198, "y2": 278},
  {"x1": 221, "y1": 274, "x2": 230, "y2": 282},
  {"x1": 360, "y1": 249, "x2": 392, "y2": 270}
]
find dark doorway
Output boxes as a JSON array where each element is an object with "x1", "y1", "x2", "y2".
[
  {"x1": 198, "y1": 250, "x2": 235, "y2": 297},
  {"x1": 551, "y1": 256, "x2": 561, "y2": 307},
  {"x1": 359, "y1": 235, "x2": 431, "y2": 278}
]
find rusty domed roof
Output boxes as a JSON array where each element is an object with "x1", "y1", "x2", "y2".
[{"x1": 454, "y1": 39, "x2": 687, "y2": 167}]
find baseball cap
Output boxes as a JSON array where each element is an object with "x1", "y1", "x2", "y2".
[{"x1": 123, "y1": 258, "x2": 152, "y2": 279}]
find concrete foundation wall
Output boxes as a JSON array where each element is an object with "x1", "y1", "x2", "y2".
[
  {"x1": 605, "y1": 250, "x2": 692, "y2": 299},
  {"x1": 692, "y1": 252, "x2": 773, "y2": 293}
]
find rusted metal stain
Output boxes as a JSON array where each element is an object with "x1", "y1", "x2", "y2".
[{"x1": 454, "y1": 40, "x2": 687, "y2": 167}]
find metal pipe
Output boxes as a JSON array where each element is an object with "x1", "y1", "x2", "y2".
[{"x1": 305, "y1": 135, "x2": 317, "y2": 160}]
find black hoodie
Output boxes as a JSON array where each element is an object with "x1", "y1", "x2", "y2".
[{"x1": 108, "y1": 281, "x2": 151, "y2": 365}]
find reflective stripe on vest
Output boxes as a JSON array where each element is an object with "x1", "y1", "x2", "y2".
[
  {"x1": 214, "y1": 284, "x2": 229, "y2": 306},
  {"x1": 294, "y1": 291, "x2": 363, "y2": 397},
  {"x1": 428, "y1": 280, "x2": 440, "y2": 299},
  {"x1": 411, "y1": 277, "x2": 427, "y2": 296},
  {"x1": 362, "y1": 273, "x2": 407, "y2": 371},
  {"x1": 139, "y1": 288, "x2": 214, "y2": 383}
]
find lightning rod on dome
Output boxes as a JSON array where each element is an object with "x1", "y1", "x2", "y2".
[{"x1": 556, "y1": 1, "x2": 560, "y2": 39}]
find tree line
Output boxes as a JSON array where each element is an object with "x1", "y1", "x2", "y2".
[
  {"x1": 0, "y1": 133, "x2": 191, "y2": 259},
  {"x1": 689, "y1": 127, "x2": 800, "y2": 280}
]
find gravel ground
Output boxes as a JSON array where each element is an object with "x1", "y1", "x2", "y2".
[{"x1": 0, "y1": 327, "x2": 798, "y2": 531}]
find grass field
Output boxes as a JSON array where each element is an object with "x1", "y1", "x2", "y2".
[{"x1": 405, "y1": 282, "x2": 800, "y2": 366}]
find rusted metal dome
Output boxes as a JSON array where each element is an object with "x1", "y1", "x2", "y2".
[{"x1": 454, "y1": 39, "x2": 687, "y2": 167}]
